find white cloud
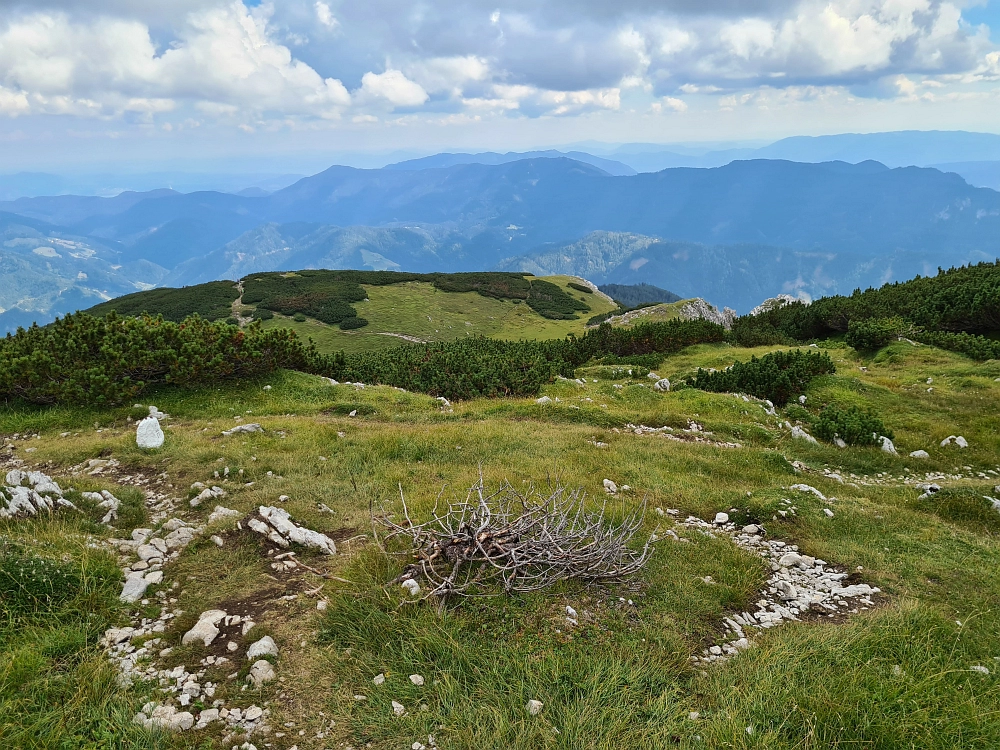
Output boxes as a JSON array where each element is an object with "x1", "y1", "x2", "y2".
[
  {"x1": 314, "y1": 1, "x2": 339, "y2": 30},
  {"x1": 0, "y1": 2, "x2": 350, "y2": 120},
  {"x1": 357, "y1": 69, "x2": 429, "y2": 108},
  {"x1": 651, "y1": 95, "x2": 688, "y2": 112},
  {"x1": 405, "y1": 56, "x2": 490, "y2": 95}
]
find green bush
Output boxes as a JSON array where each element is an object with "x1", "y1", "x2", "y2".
[
  {"x1": 83, "y1": 281, "x2": 239, "y2": 322},
  {"x1": 567, "y1": 282, "x2": 593, "y2": 294},
  {"x1": 339, "y1": 316, "x2": 368, "y2": 330},
  {"x1": 251, "y1": 308, "x2": 274, "y2": 321},
  {"x1": 293, "y1": 312, "x2": 307, "y2": 322},
  {"x1": 525, "y1": 279, "x2": 591, "y2": 320},
  {"x1": 0, "y1": 312, "x2": 321, "y2": 405},
  {"x1": 813, "y1": 404, "x2": 892, "y2": 446},
  {"x1": 846, "y1": 317, "x2": 906, "y2": 352},
  {"x1": 912, "y1": 330, "x2": 1000, "y2": 361},
  {"x1": 686, "y1": 350, "x2": 835, "y2": 406}
]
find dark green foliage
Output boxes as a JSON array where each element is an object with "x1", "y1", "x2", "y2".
[
  {"x1": 525, "y1": 279, "x2": 591, "y2": 319},
  {"x1": 339, "y1": 316, "x2": 368, "y2": 330},
  {"x1": 430, "y1": 272, "x2": 531, "y2": 299},
  {"x1": 729, "y1": 316, "x2": 792, "y2": 347},
  {"x1": 845, "y1": 317, "x2": 907, "y2": 352},
  {"x1": 598, "y1": 283, "x2": 681, "y2": 308},
  {"x1": 293, "y1": 312, "x2": 307, "y2": 322},
  {"x1": 737, "y1": 262, "x2": 1000, "y2": 344},
  {"x1": 0, "y1": 543, "x2": 82, "y2": 623},
  {"x1": 334, "y1": 337, "x2": 561, "y2": 400},
  {"x1": 813, "y1": 405, "x2": 892, "y2": 446},
  {"x1": 911, "y1": 330, "x2": 1000, "y2": 361},
  {"x1": 567, "y1": 282, "x2": 593, "y2": 294},
  {"x1": 83, "y1": 281, "x2": 239, "y2": 322},
  {"x1": 0, "y1": 312, "x2": 320, "y2": 405},
  {"x1": 251, "y1": 308, "x2": 274, "y2": 321},
  {"x1": 687, "y1": 350, "x2": 836, "y2": 406},
  {"x1": 561, "y1": 320, "x2": 727, "y2": 366},
  {"x1": 241, "y1": 272, "x2": 366, "y2": 324},
  {"x1": 322, "y1": 319, "x2": 724, "y2": 400}
]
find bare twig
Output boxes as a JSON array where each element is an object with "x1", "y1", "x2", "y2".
[{"x1": 373, "y1": 478, "x2": 654, "y2": 606}]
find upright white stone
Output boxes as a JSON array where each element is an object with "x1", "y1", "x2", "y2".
[{"x1": 136, "y1": 416, "x2": 164, "y2": 449}]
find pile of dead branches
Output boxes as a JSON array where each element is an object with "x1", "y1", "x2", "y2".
[{"x1": 373, "y1": 479, "x2": 654, "y2": 604}]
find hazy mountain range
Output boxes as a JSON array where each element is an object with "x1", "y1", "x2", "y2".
[{"x1": 2, "y1": 130, "x2": 1000, "y2": 332}]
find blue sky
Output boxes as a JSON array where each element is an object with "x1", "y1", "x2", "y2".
[{"x1": 0, "y1": 0, "x2": 997, "y2": 172}]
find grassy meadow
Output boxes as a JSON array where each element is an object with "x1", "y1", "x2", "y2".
[
  {"x1": 257, "y1": 276, "x2": 617, "y2": 354},
  {"x1": 2, "y1": 338, "x2": 1000, "y2": 748}
]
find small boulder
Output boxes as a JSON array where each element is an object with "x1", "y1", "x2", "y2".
[
  {"x1": 653, "y1": 378, "x2": 671, "y2": 392},
  {"x1": 136, "y1": 417, "x2": 164, "y2": 449},
  {"x1": 409, "y1": 674, "x2": 425, "y2": 686},
  {"x1": 526, "y1": 699, "x2": 544, "y2": 716},
  {"x1": 909, "y1": 449, "x2": 930, "y2": 459},
  {"x1": 790, "y1": 426, "x2": 818, "y2": 444},
  {"x1": 535, "y1": 396, "x2": 552, "y2": 405},
  {"x1": 880, "y1": 436, "x2": 897, "y2": 455},
  {"x1": 182, "y1": 610, "x2": 228, "y2": 647},
  {"x1": 246, "y1": 635, "x2": 279, "y2": 659},
  {"x1": 713, "y1": 512, "x2": 729, "y2": 525},
  {"x1": 603, "y1": 479, "x2": 618, "y2": 494},
  {"x1": 248, "y1": 659, "x2": 276, "y2": 687},
  {"x1": 955, "y1": 436, "x2": 969, "y2": 448}
]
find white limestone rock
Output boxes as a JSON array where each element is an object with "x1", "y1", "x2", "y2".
[
  {"x1": 790, "y1": 426, "x2": 818, "y2": 444},
  {"x1": 248, "y1": 659, "x2": 276, "y2": 687},
  {"x1": 909, "y1": 449, "x2": 930, "y2": 459},
  {"x1": 653, "y1": 378, "x2": 671, "y2": 392},
  {"x1": 249, "y1": 506, "x2": 337, "y2": 555},
  {"x1": 526, "y1": 699, "x2": 544, "y2": 716},
  {"x1": 246, "y1": 636, "x2": 279, "y2": 659},
  {"x1": 182, "y1": 610, "x2": 228, "y2": 647},
  {"x1": 222, "y1": 423, "x2": 264, "y2": 436},
  {"x1": 880, "y1": 436, "x2": 898, "y2": 455},
  {"x1": 136, "y1": 417, "x2": 164, "y2": 449}
]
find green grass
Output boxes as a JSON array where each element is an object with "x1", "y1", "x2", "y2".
[
  {"x1": 260, "y1": 276, "x2": 616, "y2": 354},
  {"x1": 3, "y1": 338, "x2": 1000, "y2": 747}
]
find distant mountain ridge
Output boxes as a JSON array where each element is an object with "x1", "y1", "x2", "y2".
[{"x1": 2, "y1": 154, "x2": 1000, "y2": 330}]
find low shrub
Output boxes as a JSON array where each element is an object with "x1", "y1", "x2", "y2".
[
  {"x1": 846, "y1": 317, "x2": 907, "y2": 352},
  {"x1": 912, "y1": 330, "x2": 1000, "y2": 361},
  {"x1": 0, "y1": 312, "x2": 321, "y2": 405},
  {"x1": 251, "y1": 308, "x2": 274, "y2": 321},
  {"x1": 339, "y1": 316, "x2": 368, "y2": 330},
  {"x1": 293, "y1": 312, "x2": 307, "y2": 322},
  {"x1": 525, "y1": 279, "x2": 591, "y2": 320},
  {"x1": 813, "y1": 404, "x2": 892, "y2": 446},
  {"x1": 567, "y1": 282, "x2": 593, "y2": 294},
  {"x1": 686, "y1": 350, "x2": 835, "y2": 406}
]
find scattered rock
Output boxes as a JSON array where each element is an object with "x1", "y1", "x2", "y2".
[
  {"x1": 909, "y1": 450, "x2": 930, "y2": 459},
  {"x1": 653, "y1": 378, "x2": 671, "y2": 392},
  {"x1": 222, "y1": 423, "x2": 264, "y2": 436},
  {"x1": 191, "y1": 486, "x2": 227, "y2": 507},
  {"x1": 713, "y1": 512, "x2": 729, "y2": 525},
  {"x1": 1, "y1": 470, "x2": 76, "y2": 520},
  {"x1": 401, "y1": 579, "x2": 421, "y2": 597},
  {"x1": 136, "y1": 416, "x2": 165, "y2": 449},
  {"x1": 603, "y1": 479, "x2": 618, "y2": 494},
  {"x1": 535, "y1": 396, "x2": 552, "y2": 405},
  {"x1": 392, "y1": 700, "x2": 406, "y2": 716},
  {"x1": 955, "y1": 436, "x2": 969, "y2": 448},
  {"x1": 246, "y1": 636, "x2": 278, "y2": 660},
  {"x1": 823, "y1": 508, "x2": 834, "y2": 518},
  {"x1": 834, "y1": 437, "x2": 847, "y2": 449},
  {"x1": 791, "y1": 426, "x2": 818, "y2": 444},
  {"x1": 879, "y1": 436, "x2": 897, "y2": 455},
  {"x1": 409, "y1": 674, "x2": 424, "y2": 686},
  {"x1": 526, "y1": 699, "x2": 544, "y2": 716},
  {"x1": 248, "y1": 660, "x2": 276, "y2": 687},
  {"x1": 373, "y1": 673, "x2": 386, "y2": 685},
  {"x1": 208, "y1": 505, "x2": 240, "y2": 524},
  {"x1": 247, "y1": 506, "x2": 337, "y2": 554},
  {"x1": 182, "y1": 610, "x2": 228, "y2": 647}
]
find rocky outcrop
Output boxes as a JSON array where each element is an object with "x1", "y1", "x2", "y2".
[
  {"x1": 1, "y1": 469, "x2": 76, "y2": 519},
  {"x1": 246, "y1": 506, "x2": 337, "y2": 555},
  {"x1": 677, "y1": 298, "x2": 737, "y2": 329},
  {"x1": 748, "y1": 294, "x2": 799, "y2": 317}
]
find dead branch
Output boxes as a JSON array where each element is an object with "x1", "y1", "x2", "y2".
[{"x1": 373, "y1": 478, "x2": 655, "y2": 605}]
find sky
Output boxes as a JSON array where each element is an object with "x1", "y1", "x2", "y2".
[{"x1": 0, "y1": 0, "x2": 998, "y2": 172}]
